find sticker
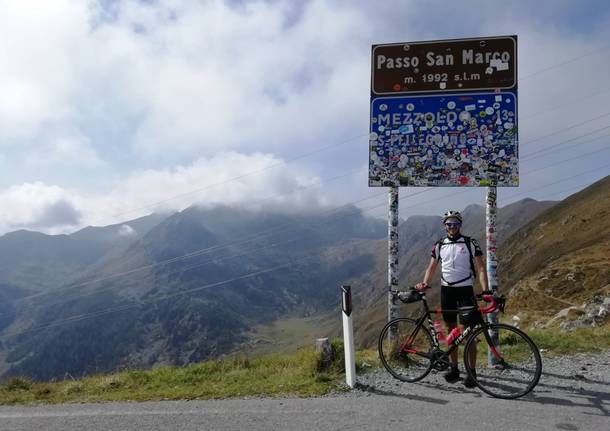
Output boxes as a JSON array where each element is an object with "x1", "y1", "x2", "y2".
[
  {"x1": 459, "y1": 111, "x2": 471, "y2": 122},
  {"x1": 465, "y1": 104, "x2": 476, "y2": 111},
  {"x1": 485, "y1": 107, "x2": 495, "y2": 115},
  {"x1": 447, "y1": 101, "x2": 456, "y2": 109},
  {"x1": 399, "y1": 125, "x2": 414, "y2": 134},
  {"x1": 380, "y1": 104, "x2": 388, "y2": 111},
  {"x1": 406, "y1": 103, "x2": 415, "y2": 111},
  {"x1": 490, "y1": 59, "x2": 509, "y2": 71}
]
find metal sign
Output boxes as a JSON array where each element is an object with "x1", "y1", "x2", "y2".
[
  {"x1": 371, "y1": 35, "x2": 517, "y2": 95},
  {"x1": 369, "y1": 92, "x2": 518, "y2": 187}
]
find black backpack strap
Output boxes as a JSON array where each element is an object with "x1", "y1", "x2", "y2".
[
  {"x1": 434, "y1": 238, "x2": 444, "y2": 262},
  {"x1": 441, "y1": 274, "x2": 473, "y2": 286},
  {"x1": 463, "y1": 236, "x2": 476, "y2": 279}
]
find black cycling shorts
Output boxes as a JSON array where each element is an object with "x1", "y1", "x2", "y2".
[{"x1": 441, "y1": 285, "x2": 476, "y2": 325}]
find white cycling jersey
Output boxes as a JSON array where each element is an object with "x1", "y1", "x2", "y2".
[{"x1": 431, "y1": 235, "x2": 482, "y2": 287}]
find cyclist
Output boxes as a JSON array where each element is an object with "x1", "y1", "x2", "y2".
[{"x1": 415, "y1": 210, "x2": 489, "y2": 388}]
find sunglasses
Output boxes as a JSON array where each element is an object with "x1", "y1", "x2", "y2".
[{"x1": 445, "y1": 222, "x2": 461, "y2": 228}]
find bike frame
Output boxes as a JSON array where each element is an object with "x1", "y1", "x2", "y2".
[{"x1": 401, "y1": 292, "x2": 502, "y2": 361}]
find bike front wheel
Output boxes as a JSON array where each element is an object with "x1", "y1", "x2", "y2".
[
  {"x1": 378, "y1": 318, "x2": 434, "y2": 382},
  {"x1": 463, "y1": 323, "x2": 542, "y2": 399}
]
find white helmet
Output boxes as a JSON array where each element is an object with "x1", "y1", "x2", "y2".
[{"x1": 442, "y1": 210, "x2": 462, "y2": 223}]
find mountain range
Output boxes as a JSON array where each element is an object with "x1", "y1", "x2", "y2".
[
  {"x1": 0, "y1": 176, "x2": 608, "y2": 380},
  {"x1": 0, "y1": 205, "x2": 385, "y2": 380}
]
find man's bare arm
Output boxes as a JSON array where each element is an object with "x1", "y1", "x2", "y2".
[
  {"x1": 416, "y1": 257, "x2": 438, "y2": 290},
  {"x1": 474, "y1": 255, "x2": 489, "y2": 293}
]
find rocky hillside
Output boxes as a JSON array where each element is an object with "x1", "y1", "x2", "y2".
[
  {"x1": 348, "y1": 176, "x2": 610, "y2": 347},
  {"x1": 498, "y1": 176, "x2": 610, "y2": 328}
]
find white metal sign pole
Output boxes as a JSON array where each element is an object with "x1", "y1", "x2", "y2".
[
  {"x1": 388, "y1": 186, "x2": 399, "y2": 326},
  {"x1": 486, "y1": 179, "x2": 500, "y2": 365},
  {"x1": 341, "y1": 285, "x2": 356, "y2": 388}
]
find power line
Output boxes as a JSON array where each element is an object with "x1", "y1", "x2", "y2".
[
  {"x1": 7, "y1": 49, "x2": 610, "y2": 309},
  {"x1": 108, "y1": 132, "x2": 367, "y2": 220},
  {"x1": 523, "y1": 111, "x2": 610, "y2": 146},
  {"x1": 521, "y1": 124, "x2": 610, "y2": 161},
  {"x1": 522, "y1": 144, "x2": 610, "y2": 176},
  {"x1": 12, "y1": 167, "x2": 372, "y2": 304},
  {"x1": 86, "y1": 46, "x2": 610, "y2": 224},
  {"x1": 519, "y1": 43, "x2": 610, "y2": 80},
  {"x1": 503, "y1": 162, "x2": 610, "y2": 202},
  {"x1": 9, "y1": 116, "x2": 610, "y2": 310},
  {"x1": 521, "y1": 87, "x2": 610, "y2": 120},
  {"x1": 3, "y1": 41, "x2": 610, "y2": 338},
  {"x1": 3, "y1": 161, "x2": 608, "y2": 338}
]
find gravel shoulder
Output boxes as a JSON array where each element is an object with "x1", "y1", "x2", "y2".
[{"x1": 355, "y1": 348, "x2": 610, "y2": 399}]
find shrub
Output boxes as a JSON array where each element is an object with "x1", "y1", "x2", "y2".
[{"x1": 5, "y1": 377, "x2": 32, "y2": 391}]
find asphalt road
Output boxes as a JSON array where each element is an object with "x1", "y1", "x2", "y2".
[{"x1": 0, "y1": 366, "x2": 607, "y2": 431}]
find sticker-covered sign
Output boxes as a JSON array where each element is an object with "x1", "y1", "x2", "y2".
[
  {"x1": 372, "y1": 35, "x2": 517, "y2": 95},
  {"x1": 369, "y1": 92, "x2": 518, "y2": 187}
]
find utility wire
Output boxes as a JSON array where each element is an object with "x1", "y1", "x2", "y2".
[
  {"x1": 9, "y1": 118, "x2": 610, "y2": 309},
  {"x1": 3, "y1": 161, "x2": 608, "y2": 338},
  {"x1": 521, "y1": 87, "x2": 610, "y2": 120},
  {"x1": 109, "y1": 132, "x2": 367, "y2": 220},
  {"x1": 522, "y1": 124, "x2": 610, "y2": 161},
  {"x1": 90, "y1": 46, "x2": 610, "y2": 224},
  {"x1": 519, "y1": 43, "x2": 610, "y2": 81},
  {"x1": 6, "y1": 49, "x2": 610, "y2": 309}
]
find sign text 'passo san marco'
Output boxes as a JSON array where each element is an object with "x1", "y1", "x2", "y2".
[{"x1": 375, "y1": 48, "x2": 512, "y2": 70}]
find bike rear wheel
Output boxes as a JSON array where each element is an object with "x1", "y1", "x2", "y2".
[
  {"x1": 378, "y1": 318, "x2": 434, "y2": 382},
  {"x1": 463, "y1": 323, "x2": 542, "y2": 399}
]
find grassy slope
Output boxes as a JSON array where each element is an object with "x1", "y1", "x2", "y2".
[
  {"x1": 1, "y1": 325, "x2": 608, "y2": 405},
  {"x1": 499, "y1": 176, "x2": 610, "y2": 324},
  {"x1": 0, "y1": 343, "x2": 348, "y2": 405}
]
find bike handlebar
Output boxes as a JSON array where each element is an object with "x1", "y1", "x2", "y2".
[
  {"x1": 391, "y1": 288, "x2": 506, "y2": 313},
  {"x1": 476, "y1": 291, "x2": 506, "y2": 313}
]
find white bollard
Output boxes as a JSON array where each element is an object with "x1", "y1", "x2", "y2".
[{"x1": 341, "y1": 285, "x2": 356, "y2": 388}]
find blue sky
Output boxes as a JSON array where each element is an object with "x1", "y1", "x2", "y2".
[{"x1": 0, "y1": 0, "x2": 609, "y2": 234}]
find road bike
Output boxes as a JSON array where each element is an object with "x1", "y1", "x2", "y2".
[{"x1": 378, "y1": 288, "x2": 542, "y2": 399}]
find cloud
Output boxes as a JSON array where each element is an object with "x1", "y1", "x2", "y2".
[
  {"x1": 82, "y1": 151, "x2": 327, "y2": 225},
  {"x1": 0, "y1": 0, "x2": 88, "y2": 143},
  {"x1": 0, "y1": 182, "x2": 82, "y2": 233},
  {"x1": 33, "y1": 199, "x2": 82, "y2": 229},
  {"x1": 118, "y1": 224, "x2": 137, "y2": 237},
  {"x1": 0, "y1": 151, "x2": 326, "y2": 235},
  {"x1": 26, "y1": 135, "x2": 104, "y2": 168},
  {"x1": 0, "y1": 0, "x2": 609, "y2": 228}
]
